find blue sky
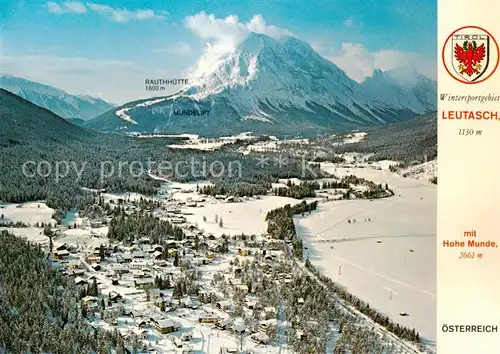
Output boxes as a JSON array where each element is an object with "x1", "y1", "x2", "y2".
[{"x1": 1, "y1": 0, "x2": 437, "y2": 104}]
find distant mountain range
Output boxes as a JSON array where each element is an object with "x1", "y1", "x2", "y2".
[
  {"x1": 0, "y1": 75, "x2": 115, "y2": 121},
  {"x1": 85, "y1": 32, "x2": 437, "y2": 137}
]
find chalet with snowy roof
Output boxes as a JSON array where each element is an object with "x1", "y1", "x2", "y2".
[
  {"x1": 166, "y1": 207, "x2": 181, "y2": 214},
  {"x1": 114, "y1": 265, "x2": 130, "y2": 274},
  {"x1": 135, "y1": 318, "x2": 148, "y2": 328},
  {"x1": 72, "y1": 268, "x2": 85, "y2": 276},
  {"x1": 132, "y1": 251, "x2": 146, "y2": 259},
  {"x1": 152, "y1": 244, "x2": 163, "y2": 252},
  {"x1": 116, "y1": 254, "x2": 133, "y2": 263},
  {"x1": 245, "y1": 299, "x2": 257, "y2": 310},
  {"x1": 216, "y1": 318, "x2": 233, "y2": 330},
  {"x1": 132, "y1": 270, "x2": 146, "y2": 278},
  {"x1": 91, "y1": 264, "x2": 101, "y2": 271},
  {"x1": 132, "y1": 328, "x2": 148, "y2": 340},
  {"x1": 82, "y1": 296, "x2": 99, "y2": 310},
  {"x1": 198, "y1": 313, "x2": 218, "y2": 323},
  {"x1": 153, "y1": 259, "x2": 168, "y2": 267},
  {"x1": 130, "y1": 260, "x2": 148, "y2": 269},
  {"x1": 170, "y1": 217, "x2": 185, "y2": 224},
  {"x1": 54, "y1": 249, "x2": 70, "y2": 260},
  {"x1": 86, "y1": 256, "x2": 100, "y2": 264},
  {"x1": 216, "y1": 300, "x2": 233, "y2": 311},
  {"x1": 181, "y1": 331, "x2": 193, "y2": 341},
  {"x1": 228, "y1": 278, "x2": 243, "y2": 287},
  {"x1": 250, "y1": 332, "x2": 270, "y2": 345},
  {"x1": 74, "y1": 276, "x2": 87, "y2": 286},
  {"x1": 267, "y1": 239, "x2": 284, "y2": 250},
  {"x1": 154, "y1": 318, "x2": 181, "y2": 334},
  {"x1": 56, "y1": 243, "x2": 70, "y2": 251},
  {"x1": 231, "y1": 322, "x2": 246, "y2": 334},
  {"x1": 90, "y1": 221, "x2": 102, "y2": 228},
  {"x1": 264, "y1": 306, "x2": 277, "y2": 314},
  {"x1": 259, "y1": 318, "x2": 278, "y2": 333},
  {"x1": 237, "y1": 284, "x2": 249, "y2": 293}
]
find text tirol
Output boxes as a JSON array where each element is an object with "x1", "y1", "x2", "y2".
[{"x1": 442, "y1": 240, "x2": 497, "y2": 247}]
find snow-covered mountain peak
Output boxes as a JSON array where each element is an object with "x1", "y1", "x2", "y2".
[
  {"x1": 86, "y1": 32, "x2": 437, "y2": 137},
  {"x1": 368, "y1": 66, "x2": 432, "y2": 87},
  {"x1": 185, "y1": 31, "x2": 361, "y2": 106}
]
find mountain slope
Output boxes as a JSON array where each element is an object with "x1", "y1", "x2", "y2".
[
  {"x1": 0, "y1": 75, "x2": 115, "y2": 121},
  {"x1": 0, "y1": 89, "x2": 97, "y2": 147},
  {"x1": 333, "y1": 112, "x2": 437, "y2": 164},
  {"x1": 360, "y1": 68, "x2": 437, "y2": 114},
  {"x1": 86, "y1": 33, "x2": 436, "y2": 137}
]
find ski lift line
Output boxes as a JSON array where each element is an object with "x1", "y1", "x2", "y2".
[
  {"x1": 326, "y1": 253, "x2": 436, "y2": 298},
  {"x1": 292, "y1": 255, "x2": 427, "y2": 354},
  {"x1": 306, "y1": 196, "x2": 399, "y2": 239}
]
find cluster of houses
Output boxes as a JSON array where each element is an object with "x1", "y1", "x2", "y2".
[{"x1": 42, "y1": 190, "x2": 298, "y2": 352}]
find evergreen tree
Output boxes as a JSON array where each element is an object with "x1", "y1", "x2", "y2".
[{"x1": 99, "y1": 244, "x2": 105, "y2": 261}]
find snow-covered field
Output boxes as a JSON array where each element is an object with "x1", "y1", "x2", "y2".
[
  {"x1": 165, "y1": 132, "x2": 258, "y2": 151},
  {"x1": 184, "y1": 195, "x2": 302, "y2": 237},
  {"x1": 0, "y1": 226, "x2": 48, "y2": 244},
  {"x1": 0, "y1": 201, "x2": 54, "y2": 225},
  {"x1": 295, "y1": 163, "x2": 436, "y2": 348},
  {"x1": 168, "y1": 141, "x2": 228, "y2": 151},
  {"x1": 332, "y1": 132, "x2": 367, "y2": 145}
]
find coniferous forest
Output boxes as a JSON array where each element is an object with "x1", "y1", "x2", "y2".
[
  {"x1": 0, "y1": 231, "x2": 124, "y2": 353},
  {"x1": 0, "y1": 89, "x2": 326, "y2": 214}
]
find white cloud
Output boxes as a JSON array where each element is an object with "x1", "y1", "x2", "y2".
[
  {"x1": 46, "y1": 2, "x2": 167, "y2": 22},
  {"x1": 184, "y1": 12, "x2": 291, "y2": 78},
  {"x1": 2, "y1": 54, "x2": 174, "y2": 104},
  {"x1": 247, "y1": 14, "x2": 292, "y2": 38},
  {"x1": 47, "y1": 1, "x2": 87, "y2": 14},
  {"x1": 47, "y1": 2, "x2": 64, "y2": 13},
  {"x1": 184, "y1": 12, "x2": 291, "y2": 43},
  {"x1": 64, "y1": 1, "x2": 87, "y2": 13},
  {"x1": 328, "y1": 42, "x2": 436, "y2": 82},
  {"x1": 86, "y1": 3, "x2": 167, "y2": 22}
]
